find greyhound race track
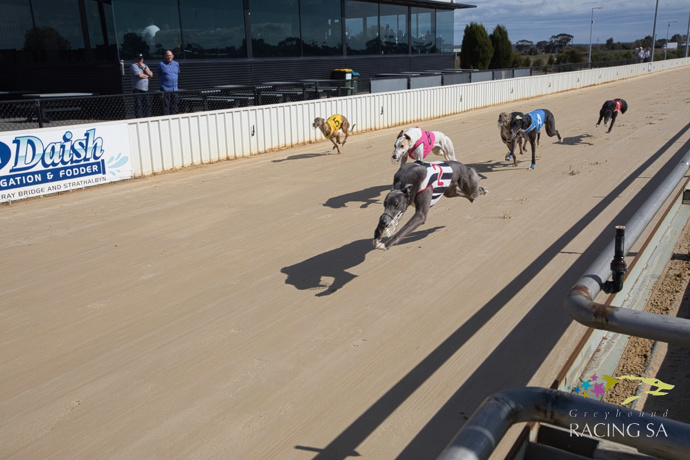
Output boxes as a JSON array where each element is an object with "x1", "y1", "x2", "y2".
[{"x1": 2, "y1": 66, "x2": 690, "y2": 459}]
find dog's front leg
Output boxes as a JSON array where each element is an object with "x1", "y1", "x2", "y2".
[
  {"x1": 330, "y1": 137, "x2": 341, "y2": 153},
  {"x1": 508, "y1": 136, "x2": 518, "y2": 165},
  {"x1": 382, "y1": 208, "x2": 427, "y2": 249},
  {"x1": 382, "y1": 192, "x2": 431, "y2": 249},
  {"x1": 607, "y1": 113, "x2": 617, "y2": 133},
  {"x1": 529, "y1": 133, "x2": 537, "y2": 170}
]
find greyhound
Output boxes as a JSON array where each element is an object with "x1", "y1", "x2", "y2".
[
  {"x1": 596, "y1": 99, "x2": 628, "y2": 133},
  {"x1": 391, "y1": 127, "x2": 457, "y2": 166},
  {"x1": 373, "y1": 160, "x2": 488, "y2": 250},
  {"x1": 509, "y1": 109, "x2": 561, "y2": 170},
  {"x1": 313, "y1": 115, "x2": 354, "y2": 154},
  {"x1": 498, "y1": 112, "x2": 526, "y2": 161}
]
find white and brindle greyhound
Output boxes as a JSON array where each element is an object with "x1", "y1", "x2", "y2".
[
  {"x1": 498, "y1": 111, "x2": 526, "y2": 161},
  {"x1": 391, "y1": 127, "x2": 457, "y2": 167},
  {"x1": 373, "y1": 160, "x2": 488, "y2": 250}
]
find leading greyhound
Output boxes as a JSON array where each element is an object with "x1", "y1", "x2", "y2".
[
  {"x1": 373, "y1": 160, "x2": 488, "y2": 250},
  {"x1": 596, "y1": 98, "x2": 628, "y2": 133}
]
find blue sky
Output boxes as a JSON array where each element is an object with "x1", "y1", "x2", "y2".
[{"x1": 454, "y1": 0, "x2": 690, "y2": 45}]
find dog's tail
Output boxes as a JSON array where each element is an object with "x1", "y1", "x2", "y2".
[{"x1": 351, "y1": 123, "x2": 356, "y2": 133}]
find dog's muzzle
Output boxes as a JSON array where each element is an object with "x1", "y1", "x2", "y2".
[{"x1": 379, "y1": 211, "x2": 403, "y2": 237}]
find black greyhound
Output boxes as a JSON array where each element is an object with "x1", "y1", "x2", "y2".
[
  {"x1": 509, "y1": 109, "x2": 561, "y2": 170},
  {"x1": 596, "y1": 99, "x2": 628, "y2": 133},
  {"x1": 373, "y1": 161, "x2": 488, "y2": 250}
]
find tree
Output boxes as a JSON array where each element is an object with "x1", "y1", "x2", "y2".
[
  {"x1": 551, "y1": 33, "x2": 574, "y2": 50},
  {"x1": 460, "y1": 22, "x2": 493, "y2": 70},
  {"x1": 515, "y1": 39, "x2": 533, "y2": 53},
  {"x1": 489, "y1": 25, "x2": 512, "y2": 69},
  {"x1": 557, "y1": 47, "x2": 583, "y2": 64}
]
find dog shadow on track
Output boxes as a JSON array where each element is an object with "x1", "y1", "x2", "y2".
[
  {"x1": 323, "y1": 185, "x2": 390, "y2": 209},
  {"x1": 272, "y1": 152, "x2": 331, "y2": 163},
  {"x1": 561, "y1": 133, "x2": 594, "y2": 146},
  {"x1": 281, "y1": 227, "x2": 443, "y2": 297}
]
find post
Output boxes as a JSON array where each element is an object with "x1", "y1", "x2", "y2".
[
  {"x1": 588, "y1": 7, "x2": 603, "y2": 65},
  {"x1": 665, "y1": 20, "x2": 678, "y2": 60},
  {"x1": 651, "y1": 0, "x2": 659, "y2": 63},
  {"x1": 686, "y1": 10, "x2": 690, "y2": 57}
]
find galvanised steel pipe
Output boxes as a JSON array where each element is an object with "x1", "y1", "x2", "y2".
[
  {"x1": 438, "y1": 387, "x2": 690, "y2": 460},
  {"x1": 564, "y1": 149, "x2": 690, "y2": 347}
]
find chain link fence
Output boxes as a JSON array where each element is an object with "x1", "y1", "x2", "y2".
[{"x1": 0, "y1": 80, "x2": 370, "y2": 132}]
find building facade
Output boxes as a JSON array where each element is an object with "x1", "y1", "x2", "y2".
[{"x1": 0, "y1": 0, "x2": 475, "y2": 95}]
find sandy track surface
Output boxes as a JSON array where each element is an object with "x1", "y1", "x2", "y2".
[{"x1": 2, "y1": 66, "x2": 690, "y2": 459}]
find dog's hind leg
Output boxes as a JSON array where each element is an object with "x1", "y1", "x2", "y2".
[
  {"x1": 443, "y1": 136, "x2": 457, "y2": 161},
  {"x1": 545, "y1": 112, "x2": 562, "y2": 141}
]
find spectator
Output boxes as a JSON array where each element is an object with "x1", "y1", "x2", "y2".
[
  {"x1": 644, "y1": 47, "x2": 651, "y2": 62},
  {"x1": 636, "y1": 47, "x2": 644, "y2": 63},
  {"x1": 157, "y1": 50, "x2": 180, "y2": 115},
  {"x1": 130, "y1": 53, "x2": 152, "y2": 118}
]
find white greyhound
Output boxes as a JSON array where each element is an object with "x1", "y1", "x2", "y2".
[{"x1": 391, "y1": 127, "x2": 457, "y2": 166}]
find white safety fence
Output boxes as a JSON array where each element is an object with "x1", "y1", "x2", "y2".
[{"x1": 126, "y1": 59, "x2": 689, "y2": 177}]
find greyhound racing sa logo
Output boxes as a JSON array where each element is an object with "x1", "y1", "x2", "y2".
[{"x1": 567, "y1": 373, "x2": 674, "y2": 406}]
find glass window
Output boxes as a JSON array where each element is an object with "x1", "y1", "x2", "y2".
[
  {"x1": 301, "y1": 0, "x2": 341, "y2": 56},
  {"x1": 180, "y1": 0, "x2": 246, "y2": 59},
  {"x1": 85, "y1": 0, "x2": 117, "y2": 61},
  {"x1": 380, "y1": 4, "x2": 407, "y2": 55},
  {"x1": 345, "y1": 0, "x2": 378, "y2": 55},
  {"x1": 113, "y1": 0, "x2": 182, "y2": 60},
  {"x1": 0, "y1": 0, "x2": 34, "y2": 62},
  {"x1": 435, "y1": 10, "x2": 453, "y2": 53},
  {"x1": 31, "y1": 0, "x2": 85, "y2": 62},
  {"x1": 250, "y1": 0, "x2": 300, "y2": 58},
  {"x1": 410, "y1": 7, "x2": 434, "y2": 54}
]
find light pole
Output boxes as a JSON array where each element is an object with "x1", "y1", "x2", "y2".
[
  {"x1": 665, "y1": 20, "x2": 678, "y2": 60},
  {"x1": 651, "y1": 0, "x2": 659, "y2": 63},
  {"x1": 588, "y1": 7, "x2": 603, "y2": 65},
  {"x1": 686, "y1": 10, "x2": 690, "y2": 57}
]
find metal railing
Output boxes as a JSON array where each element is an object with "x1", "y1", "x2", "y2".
[
  {"x1": 564, "y1": 148, "x2": 690, "y2": 346},
  {"x1": 438, "y1": 387, "x2": 690, "y2": 460},
  {"x1": 438, "y1": 145, "x2": 690, "y2": 459}
]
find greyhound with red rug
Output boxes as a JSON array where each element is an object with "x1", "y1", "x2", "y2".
[{"x1": 596, "y1": 99, "x2": 628, "y2": 133}]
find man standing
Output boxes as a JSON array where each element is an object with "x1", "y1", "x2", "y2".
[
  {"x1": 130, "y1": 53, "x2": 153, "y2": 118},
  {"x1": 157, "y1": 50, "x2": 180, "y2": 115}
]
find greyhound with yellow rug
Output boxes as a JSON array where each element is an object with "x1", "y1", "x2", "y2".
[{"x1": 313, "y1": 114, "x2": 355, "y2": 154}]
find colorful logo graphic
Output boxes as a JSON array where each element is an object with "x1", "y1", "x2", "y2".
[{"x1": 568, "y1": 374, "x2": 674, "y2": 406}]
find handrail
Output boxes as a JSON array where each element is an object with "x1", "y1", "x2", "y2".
[
  {"x1": 437, "y1": 387, "x2": 690, "y2": 460},
  {"x1": 564, "y1": 148, "x2": 690, "y2": 346}
]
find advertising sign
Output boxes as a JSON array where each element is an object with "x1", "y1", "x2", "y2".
[{"x1": 0, "y1": 125, "x2": 132, "y2": 203}]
